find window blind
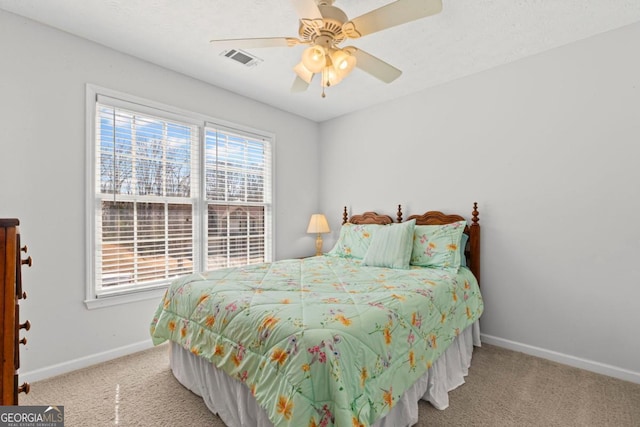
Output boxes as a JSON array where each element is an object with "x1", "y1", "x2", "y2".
[
  {"x1": 89, "y1": 89, "x2": 273, "y2": 300},
  {"x1": 95, "y1": 100, "x2": 199, "y2": 294},
  {"x1": 205, "y1": 126, "x2": 272, "y2": 270}
]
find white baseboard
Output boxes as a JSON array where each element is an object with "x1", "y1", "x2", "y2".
[
  {"x1": 481, "y1": 333, "x2": 640, "y2": 385},
  {"x1": 20, "y1": 335, "x2": 640, "y2": 386},
  {"x1": 20, "y1": 339, "x2": 155, "y2": 384}
]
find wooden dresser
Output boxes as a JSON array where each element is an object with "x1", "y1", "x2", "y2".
[{"x1": 1, "y1": 219, "x2": 31, "y2": 405}]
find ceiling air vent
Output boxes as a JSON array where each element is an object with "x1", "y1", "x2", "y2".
[{"x1": 221, "y1": 49, "x2": 263, "y2": 67}]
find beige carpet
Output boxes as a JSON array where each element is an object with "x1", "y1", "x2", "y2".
[{"x1": 21, "y1": 343, "x2": 640, "y2": 426}]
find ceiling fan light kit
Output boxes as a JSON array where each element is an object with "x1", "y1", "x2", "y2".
[
  {"x1": 210, "y1": 0, "x2": 443, "y2": 97},
  {"x1": 296, "y1": 45, "x2": 356, "y2": 97}
]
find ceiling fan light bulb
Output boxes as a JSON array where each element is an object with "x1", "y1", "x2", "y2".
[
  {"x1": 302, "y1": 46, "x2": 326, "y2": 74},
  {"x1": 330, "y1": 49, "x2": 347, "y2": 67},
  {"x1": 330, "y1": 49, "x2": 357, "y2": 75}
]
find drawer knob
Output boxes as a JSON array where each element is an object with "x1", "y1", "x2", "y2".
[
  {"x1": 20, "y1": 320, "x2": 31, "y2": 331},
  {"x1": 21, "y1": 245, "x2": 28, "y2": 253},
  {"x1": 18, "y1": 382, "x2": 30, "y2": 394},
  {"x1": 21, "y1": 256, "x2": 32, "y2": 267},
  {"x1": 19, "y1": 337, "x2": 27, "y2": 346}
]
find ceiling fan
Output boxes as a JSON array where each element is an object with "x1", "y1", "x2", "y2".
[{"x1": 210, "y1": 0, "x2": 443, "y2": 97}]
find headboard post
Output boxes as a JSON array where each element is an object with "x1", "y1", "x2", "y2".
[
  {"x1": 468, "y1": 202, "x2": 481, "y2": 286},
  {"x1": 396, "y1": 205, "x2": 403, "y2": 223},
  {"x1": 342, "y1": 206, "x2": 348, "y2": 225}
]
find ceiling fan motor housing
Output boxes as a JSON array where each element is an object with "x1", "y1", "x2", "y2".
[{"x1": 299, "y1": 3, "x2": 348, "y2": 47}]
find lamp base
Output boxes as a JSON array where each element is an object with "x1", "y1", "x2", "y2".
[{"x1": 315, "y1": 234, "x2": 323, "y2": 256}]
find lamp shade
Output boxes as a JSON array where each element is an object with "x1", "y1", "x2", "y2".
[
  {"x1": 293, "y1": 62, "x2": 314, "y2": 84},
  {"x1": 302, "y1": 45, "x2": 326, "y2": 74},
  {"x1": 331, "y1": 48, "x2": 357, "y2": 76},
  {"x1": 307, "y1": 214, "x2": 330, "y2": 234}
]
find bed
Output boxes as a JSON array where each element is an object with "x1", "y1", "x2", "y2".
[{"x1": 150, "y1": 203, "x2": 483, "y2": 427}]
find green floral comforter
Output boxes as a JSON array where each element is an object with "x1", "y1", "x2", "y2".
[{"x1": 150, "y1": 256, "x2": 483, "y2": 427}]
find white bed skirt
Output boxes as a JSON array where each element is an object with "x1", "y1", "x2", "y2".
[{"x1": 170, "y1": 321, "x2": 481, "y2": 427}]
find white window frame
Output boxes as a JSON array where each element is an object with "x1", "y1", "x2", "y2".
[{"x1": 85, "y1": 84, "x2": 274, "y2": 309}]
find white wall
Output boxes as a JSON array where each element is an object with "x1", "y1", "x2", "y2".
[
  {"x1": 0, "y1": 10, "x2": 319, "y2": 380},
  {"x1": 319, "y1": 22, "x2": 640, "y2": 381}
]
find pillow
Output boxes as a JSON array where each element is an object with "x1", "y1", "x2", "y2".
[
  {"x1": 410, "y1": 220, "x2": 466, "y2": 271},
  {"x1": 326, "y1": 223, "x2": 385, "y2": 259},
  {"x1": 460, "y1": 232, "x2": 469, "y2": 267},
  {"x1": 362, "y1": 220, "x2": 416, "y2": 269}
]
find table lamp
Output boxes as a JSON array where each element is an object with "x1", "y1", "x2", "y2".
[{"x1": 307, "y1": 214, "x2": 330, "y2": 256}]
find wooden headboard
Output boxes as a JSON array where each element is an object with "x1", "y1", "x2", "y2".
[
  {"x1": 342, "y1": 208, "x2": 394, "y2": 225},
  {"x1": 341, "y1": 203, "x2": 481, "y2": 285}
]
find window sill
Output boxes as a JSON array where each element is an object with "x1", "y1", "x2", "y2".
[{"x1": 84, "y1": 287, "x2": 166, "y2": 310}]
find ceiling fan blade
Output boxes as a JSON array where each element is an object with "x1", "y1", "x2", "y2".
[
  {"x1": 291, "y1": 75, "x2": 311, "y2": 93},
  {"x1": 347, "y1": 47, "x2": 402, "y2": 83},
  {"x1": 290, "y1": 0, "x2": 323, "y2": 22},
  {"x1": 210, "y1": 37, "x2": 305, "y2": 49},
  {"x1": 343, "y1": 0, "x2": 442, "y2": 39}
]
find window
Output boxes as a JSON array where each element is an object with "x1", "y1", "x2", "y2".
[
  {"x1": 86, "y1": 86, "x2": 272, "y2": 308},
  {"x1": 205, "y1": 128, "x2": 271, "y2": 270}
]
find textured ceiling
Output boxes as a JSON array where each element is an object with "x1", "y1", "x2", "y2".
[{"x1": 2, "y1": 0, "x2": 640, "y2": 122}]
